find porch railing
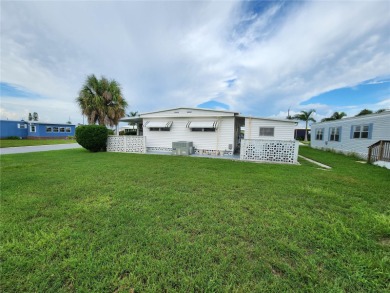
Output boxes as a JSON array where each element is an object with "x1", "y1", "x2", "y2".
[{"x1": 367, "y1": 140, "x2": 390, "y2": 163}]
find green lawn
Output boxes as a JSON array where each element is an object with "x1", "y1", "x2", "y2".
[
  {"x1": 0, "y1": 139, "x2": 77, "y2": 148},
  {"x1": 1, "y1": 147, "x2": 389, "y2": 292}
]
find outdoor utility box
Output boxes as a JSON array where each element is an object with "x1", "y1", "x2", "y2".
[{"x1": 172, "y1": 141, "x2": 194, "y2": 156}]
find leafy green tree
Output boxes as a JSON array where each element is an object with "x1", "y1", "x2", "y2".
[
  {"x1": 76, "y1": 74, "x2": 128, "y2": 127},
  {"x1": 356, "y1": 109, "x2": 373, "y2": 116},
  {"x1": 293, "y1": 109, "x2": 316, "y2": 141},
  {"x1": 375, "y1": 109, "x2": 387, "y2": 114}
]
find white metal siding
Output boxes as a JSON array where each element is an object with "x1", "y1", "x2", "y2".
[
  {"x1": 141, "y1": 108, "x2": 236, "y2": 118},
  {"x1": 144, "y1": 117, "x2": 235, "y2": 151},
  {"x1": 244, "y1": 118, "x2": 295, "y2": 140},
  {"x1": 311, "y1": 113, "x2": 390, "y2": 158}
]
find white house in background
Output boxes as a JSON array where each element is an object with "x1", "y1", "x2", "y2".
[
  {"x1": 310, "y1": 111, "x2": 390, "y2": 159},
  {"x1": 120, "y1": 107, "x2": 297, "y2": 157}
]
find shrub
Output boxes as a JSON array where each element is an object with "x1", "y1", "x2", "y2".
[
  {"x1": 75, "y1": 125, "x2": 108, "y2": 152},
  {"x1": 6, "y1": 136, "x2": 21, "y2": 140}
]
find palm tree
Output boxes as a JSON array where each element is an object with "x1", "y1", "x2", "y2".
[
  {"x1": 293, "y1": 109, "x2": 316, "y2": 141},
  {"x1": 127, "y1": 111, "x2": 139, "y2": 129},
  {"x1": 76, "y1": 75, "x2": 128, "y2": 127},
  {"x1": 331, "y1": 111, "x2": 347, "y2": 120},
  {"x1": 321, "y1": 111, "x2": 347, "y2": 122}
]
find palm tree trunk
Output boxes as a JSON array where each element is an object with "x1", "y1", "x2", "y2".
[{"x1": 304, "y1": 121, "x2": 308, "y2": 141}]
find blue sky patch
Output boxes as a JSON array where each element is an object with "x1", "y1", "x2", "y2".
[
  {"x1": 0, "y1": 82, "x2": 43, "y2": 99},
  {"x1": 301, "y1": 78, "x2": 390, "y2": 107},
  {"x1": 197, "y1": 100, "x2": 230, "y2": 110},
  {"x1": 225, "y1": 79, "x2": 236, "y2": 88}
]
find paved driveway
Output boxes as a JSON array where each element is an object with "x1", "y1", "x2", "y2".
[{"x1": 0, "y1": 143, "x2": 82, "y2": 155}]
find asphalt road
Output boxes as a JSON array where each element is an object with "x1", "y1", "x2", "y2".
[{"x1": 0, "y1": 143, "x2": 82, "y2": 155}]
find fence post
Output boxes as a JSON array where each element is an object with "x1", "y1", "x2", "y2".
[
  {"x1": 379, "y1": 140, "x2": 384, "y2": 161},
  {"x1": 367, "y1": 145, "x2": 372, "y2": 163}
]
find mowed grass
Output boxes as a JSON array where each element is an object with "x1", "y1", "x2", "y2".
[
  {"x1": 1, "y1": 147, "x2": 389, "y2": 292},
  {"x1": 0, "y1": 139, "x2": 76, "y2": 148}
]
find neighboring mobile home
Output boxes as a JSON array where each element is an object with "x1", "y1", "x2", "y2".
[
  {"x1": 118, "y1": 107, "x2": 298, "y2": 163},
  {"x1": 310, "y1": 111, "x2": 390, "y2": 159},
  {"x1": 0, "y1": 120, "x2": 76, "y2": 139}
]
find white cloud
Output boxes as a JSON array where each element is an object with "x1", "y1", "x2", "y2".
[{"x1": 1, "y1": 0, "x2": 389, "y2": 125}]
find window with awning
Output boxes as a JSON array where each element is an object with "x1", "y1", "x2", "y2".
[
  {"x1": 144, "y1": 121, "x2": 173, "y2": 128},
  {"x1": 144, "y1": 121, "x2": 173, "y2": 131},
  {"x1": 186, "y1": 121, "x2": 218, "y2": 129},
  {"x1": 186, "y1": 121, "x2": 218, "y2": 132}
]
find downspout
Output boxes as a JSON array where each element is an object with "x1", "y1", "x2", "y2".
[
  {"x1": 248, "y1": 117, "x2": 252, "y2": 140},
  {"x1": 216, "y1": 117, "x2": 221, "y2": 155}
]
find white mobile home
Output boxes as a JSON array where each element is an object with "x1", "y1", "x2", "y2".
[
  {"x1": 139, "y1": 107, "x2": 239, "y2": 155},
  {"x1": 311, "y1": 111, "x2": 390, "y2": 159},
  {"x1": 113, "y1": 107, "x2": 299, "y2": 163}
]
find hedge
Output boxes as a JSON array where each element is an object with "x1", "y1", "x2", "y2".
[{"x1": 76, "y1": 125, "x2": 109, "y2": 152}]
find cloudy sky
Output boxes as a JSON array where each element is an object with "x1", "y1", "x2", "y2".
[{"x1": 1, "y1": 0, "x2": 389, "y2": 125}]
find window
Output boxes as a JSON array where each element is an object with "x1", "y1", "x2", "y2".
[
  {"x1": 145, "y1": 121, "x2": 172, "y2": 131},
  {"x1": 30, "y1": 125, "x2": 36, "y2": 132},
  {"x1": 149, "y1": 127, "x2": 170, "y2": 131},
  {"x1": 53, "y1": 127, "x2": 59, "y2": 132},
  {"x1": 59, "y1": 127, "x2": 65, "y2": 133},
  {"x1": 66, "y1": 127, "x2": 71, "y2": 133},
  {"x1": 259, "y1": 127, "x2": 274, "y2": 137},
  {"x1": 46, "y1": 126, "x2": 52, "y2": 132},
  {"x1": 352, "y1": 125, "x2": 370, "y2": 139},
  {"x1": 18, "y1": 123, "x2": 27, "y2": 129},
  {"x1": 315, "y1": 128, "x2": 324, "y2": 140},
  {"x1": 329, "y1": 127, "x2": 341, "y2": 142},
  {"x1": 187, "y1": 121, "x2": 218, "y2": 132},
  {"x1": 190, "y1": 128, "x2": 216, "y2": 132}
]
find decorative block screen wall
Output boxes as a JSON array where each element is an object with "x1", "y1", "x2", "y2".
[
  {"x1": 107, "y1": 136, "x2": 146, "y2": 153},
  {"x1": 240, "y1": 139, "x2": 299, "y2": 164}
]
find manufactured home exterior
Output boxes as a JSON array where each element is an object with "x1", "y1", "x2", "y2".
[
  {"x1": 310, "y1": 111, "x2": 390, "y2": 159},
  {"x1": 120, "y1": 107, "x2": 297, "y2": 157},
  {"x1": 0, "y1": 120, "x2": 76, "y2": 139},
  {"x1": 244, "y1": 117, "x2": 296, "y2": 140},
  {"x1": 139, "y1": 108, "x2": 239, "y2": 155},
  {"x1": 0, "y1": 120, "x2": 29, "y2": 138}
]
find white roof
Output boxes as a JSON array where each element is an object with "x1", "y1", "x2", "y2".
[
  {"x1": 238, "y1": 115, "x2": 297, "y2": 124},
  {"x1": 312, "y1": 111, "x2": 390, "y2": 126},
  {"x1": 140, "y1": 107, "x2": 239, "y2": 116}
]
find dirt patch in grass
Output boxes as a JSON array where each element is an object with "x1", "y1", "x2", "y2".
[{"x1": 379, "y1": 237, "x2": 390, "y2": 246}]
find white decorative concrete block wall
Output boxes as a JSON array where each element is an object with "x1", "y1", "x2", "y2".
[
  {"x1": 240, "y1": 139, "x2": 299, "y2": 164},
  {"x1": 107, "y1": 136, "x2": 146, "y2": 153}
]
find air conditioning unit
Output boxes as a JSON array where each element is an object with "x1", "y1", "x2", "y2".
[{"x1": 172, "y1": 141, "x2": 194, "y2": 156}]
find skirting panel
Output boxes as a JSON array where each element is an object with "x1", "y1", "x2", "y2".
[
  {"x1": 147, "y1": 147, "x2": 172, "y2": 152},
  {"x1": 107, "y1": 136, "x2": 146, "y2": 153},
  {"x1": 240, "y1": 139, "x2": 299, "y2": 164},
  {"x1": 194, "y1": 149, "x2": 233, "y2": 156}
]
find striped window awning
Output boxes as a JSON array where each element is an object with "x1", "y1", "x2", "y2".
[
  {"x1": 186, "y1": 121, "x2": 219, "y2": 129},
  {"x1": 144, "y1": 121, "x2": 173, "y2": 128}
]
